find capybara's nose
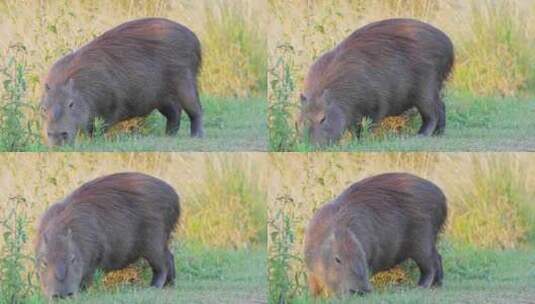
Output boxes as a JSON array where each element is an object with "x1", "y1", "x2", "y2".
[
  {"x1": 51, "y1": 292, "x2": 73, "y2": 299},
  {"x1": 47, "y1": 131, "x2": 69, "y2": 144},
  {"x1": 349, "y1": 288, "x2": 357, "y2": 295}
]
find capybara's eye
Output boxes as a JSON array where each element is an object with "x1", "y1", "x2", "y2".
[
  {"x1": 335, "y1": 256, "x2": 342, "y2": 264},
  {"x1": 68, "y1": 101, "x2": 74, "y2": 108},
  {"x1": 320, "y1": 117, "x2": 326, "y2": 124}
]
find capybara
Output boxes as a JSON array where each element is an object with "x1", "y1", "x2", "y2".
[
  {"x1": 300, "y1": 18, "x2": 454, "y2": 145},
  {"x1": 35, "y1": 172, "x2": 180, "y2": 298},
  {"x1": 304, "y1": 173, "x2": 447, "y2": 297},
  {"x1": 40, "y1": 18, "x2": 203, "y2": 146}
]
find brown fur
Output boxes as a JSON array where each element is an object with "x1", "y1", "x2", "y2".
[
  {"x1": 41, "y1": 18, "x2": 203, "y2": 146},
  {"x1": 35, "y1": 172, "x2": 180, "y2": 298},
  {"x1": 304, "y1": 173, "x2": 447, "y2": 297},
  {"x1": 300, "y1": 18, "x2": 454, "y2": 145}
]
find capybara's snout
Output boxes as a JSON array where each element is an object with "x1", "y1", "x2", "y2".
[{"x1": 46, "y1": 130, "x2": 73, "y2": 146}]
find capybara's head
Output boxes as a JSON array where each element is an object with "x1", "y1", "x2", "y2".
[
  {"x1": 313, "y1": 228, "x2": 372, "y2": 297},
  {"x1": 36, "y1": 229, "x2": 84, "y2": 299},
  {"x1": 40, "y1": 79, "x2": 90, "y2": 146},
  {"x1": 299, "y1": 90, "x2": 346, "y2": 146}
]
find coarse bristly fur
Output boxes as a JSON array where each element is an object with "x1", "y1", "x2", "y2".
[
  {"x1": 300, "y1": 18, "x2": 454, "y2": 145},
  {"x1": 40, "y1": 18, "x2": 204, "y2": 146},
  {"x1": 304, "y1": 172, "x2": 447, "y2": 297},
  {"x1": 35, "y1": 172, "x2": 180, "y2": 299}
]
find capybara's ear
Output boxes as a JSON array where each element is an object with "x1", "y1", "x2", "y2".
[
  {"x1": 66, "y1": 228, "x2": 73, "y2": 242},
  {"x1": 321, "y1": 89, "x2": 332, "y2": 104},
  {"x1": 66, "y1": 78, "x2": 75, "y2": 92}
]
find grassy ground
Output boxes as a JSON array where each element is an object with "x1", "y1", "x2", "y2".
[
  {"x1": 288, "y1": 245, "x2": 535, "y2": 304},
  {"x1": 291, "y1": 92, "x2": 535, "y2": 152},
  {"x1": 23, "y1": 96, "x2": 267, "y2": 152},
  {"x1": 22, "y1": 245, "x2": 266, "y2": 304}
]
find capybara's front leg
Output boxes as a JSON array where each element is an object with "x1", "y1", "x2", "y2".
[{"x1": 159, "y1": 102, "x2": 182, "y2": 135}]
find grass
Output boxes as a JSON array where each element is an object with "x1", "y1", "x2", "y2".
[
  {"x1": 268, "y1": 0, "x2": 535, "y2": 96},
  {"x1": 0, "y1": 94, "x2": 267, "y2": 152},
  {"x1": 283, "y1": 92, "x2": 535, "y2": 152},
  {"x1": 287, "y1": 245, "x2": 535, "y2": 304},
  {"x1": 53, "y1": 95, "x2": 267, "y2": 152},
  {"x1": 5, "y1": 242, "x2": 266, "y2": 304},
  {"x1": 20, "y1": 245, "x2": 267, "y2": 304},
  {"x1": 0, "y1": 153, "x2": 268, "y2": 303},
  {"x1": 0, "y1": 0, "x2": 266, "y2": 98},
  {"x1": 267, "y1": 153, "x2": 535, "y2": 303}
]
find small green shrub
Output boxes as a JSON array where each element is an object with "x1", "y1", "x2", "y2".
[
  {"x1": 0, "y1": 55, "x2": 40, "y2": 151},
  {"x1": 268, "y1": 48, "x2": 300, "y2": 151},
  {"x1": 268, "y1": 199, "x2": 306, "y2": 304},
  {"x1": 0, "y1": 196, "x2": 38, "y2": 304}
]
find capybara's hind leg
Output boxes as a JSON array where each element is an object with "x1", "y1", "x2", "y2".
[
  {"x1": 158, "y1": 101, "x2": 182, "y2": 135},
  {"x1": 177, "y1": 71, "x2": 204, "y2": 138},
  {"x1": 432, "y1": 250, "x2": 444, "y2": 287},
  {"x1": 146, "y1": 250, "x2": 169, "y2": 288},
  {"x1": 412, "y1": 248, "x2": 436, "y2": 288},
  {"x1": 433, "y1": 98, "x2": 446, "y2": 136},
  {"x1": 416, "y1": 78, "x2": 439, "y2": 136},
  {"x1": 165, "y1": 248, "x2": 176, "y2": 286}
]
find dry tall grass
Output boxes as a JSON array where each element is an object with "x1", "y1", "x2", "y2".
[
  {"x1": 0, "y1": 152, "x2": 268, "y2": 250},
  {"x1": 268, "y1": 0, "x2": 535, "y2": 109},
  {"x1": 0, "y1": 0, "x2": 266, "y2": 103},
  {"x1": 268, "y1": 153, "x2": 535, "y2": 291}
]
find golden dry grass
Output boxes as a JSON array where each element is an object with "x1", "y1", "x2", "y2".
[
  {"x1": 268, "y1": 153, "x2": 535, "y2": 288},
  {"x1": 0, "y1": 0, "x2": 266, "y2": 104},
  {"x1": 0, "y1": 152, "x2": 268, "y2": 248},
  {"x1": 268, "y1": 0, "x2": 535, "y2": 134},
  {"x1": 0, "y1": 152, "x2": 268, "y2": 287}
]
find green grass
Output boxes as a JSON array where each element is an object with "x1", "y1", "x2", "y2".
[
  {"x1": 22, "y1": 243, "x2": 266, "y2": 304},
  {"x1": 23, "y1": 95, "x2": 267, "y2": 152},
  {"x1": 286, "y1": 244, "x2": 535, "y2": 304},
  {"x1": 278, "y1": 91, "x2": 535, "y2": 152}
]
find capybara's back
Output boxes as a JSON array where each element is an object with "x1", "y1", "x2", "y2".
[
  {"x1": 35, "y1": 172, "x2": 180, "y2": 298},
  {"x1": 304, "y1": 173, "x2": 447, "y2": 297},
  {"x1": 41, "y1": 18, "x2": 203, "y2": 146},
  {"x1": 300, "y1": 19, "x2": 454, "y2": 145}
]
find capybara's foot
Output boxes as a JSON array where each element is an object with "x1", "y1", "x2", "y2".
[{"x1": 150, "y1": 268, "x2": 169, "y2": 288}]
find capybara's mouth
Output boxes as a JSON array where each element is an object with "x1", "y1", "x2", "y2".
[{"x1": 51, "y1": 292, "x2": 74, "y2": 299}]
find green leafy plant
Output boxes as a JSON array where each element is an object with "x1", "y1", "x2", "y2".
[
  {"x1": 0, "y1": 196, "x2": 38, "y2": 304},
  {"x1": 0, "y1": 55, "x2": 40, "y2": 151}
]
